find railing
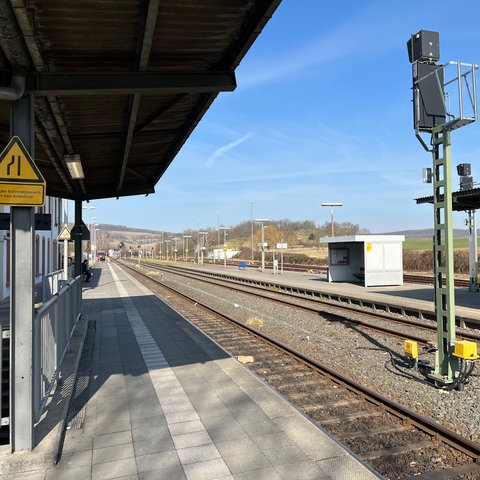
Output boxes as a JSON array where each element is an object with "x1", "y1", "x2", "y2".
[
  {"x1": 33, "y1": 275, "x2": 82, "y2": 420},
  {"x1": 42, "y1": 266, "x2": 75, "y2": 301},
  {"x1": 1, "y1": 324, "x2": 8, "y2": 428}
]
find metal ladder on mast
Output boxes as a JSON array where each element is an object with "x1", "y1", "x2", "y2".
[{"x1": 430, "y1": 127, "x2": 459, "y2": 384}]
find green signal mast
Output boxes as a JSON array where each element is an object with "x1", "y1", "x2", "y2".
[{"x1": 408, "y1": 30, "x2": 478, "y2": 388}]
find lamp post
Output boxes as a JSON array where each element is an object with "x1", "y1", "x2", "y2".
[
  {"x1": 255, "y1": 219, "x2": 270, "y2": 273},
  {"x1": 198, "y1": 232, "x2": 208, "y2": 265},
  {"x1": 82, "y1": 205, "x2": 96, "y2": 264},
  {"x1": 93, "y1": 224, "x2": 98, "y2": 260},
  {"x1": 250, "y1": 200, "x2": 254, "y2": 262},
  {"x1": 164, "y1": 240, "x2": 171, "y2": 261},
  {"x1": 220, "y1": 226, "x2": 231, "y2": 269},
  {"x1": 183, "y1": 235, "x2": 191, "y2": 261},
  {"x1": 321, "y1": 203, "x2": 342, "y2": 237},
  {"x1": 173, "y1": 238, "x2": 179, "y2": 262}
]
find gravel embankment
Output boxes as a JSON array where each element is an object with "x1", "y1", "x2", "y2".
[{"x1": 161, "y1": 272, "x2": 480, "y2": 444}]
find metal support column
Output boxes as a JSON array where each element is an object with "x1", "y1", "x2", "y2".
[
  {"x1": 10, "y1": 95, "x2": 35, "y2": 451},
  {"x1": 74, "y1": 200, "x2": 83, "y2": 277},
  {"x1": 430, "y1": 127, "x2": 459, "y2": 385}
]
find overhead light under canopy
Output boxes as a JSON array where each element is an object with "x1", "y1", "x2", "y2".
[{"x1": 65, "y1": 154, "x2": 84, "y2": 179}]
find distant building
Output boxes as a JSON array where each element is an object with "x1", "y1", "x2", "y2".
[{"x1": 209, "y1": 249, "x2": 241, "y2": 260}]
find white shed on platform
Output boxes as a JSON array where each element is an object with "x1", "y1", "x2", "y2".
[{"x1": 320, "y1": 235, "x2": 405, "y2": 287}]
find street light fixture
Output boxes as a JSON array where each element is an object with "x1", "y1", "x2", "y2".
[
  {"x1": 321, "y1": 203, "x2": 343, "y2": 237},
  {"x1": 254, "y1": 219, "x2": 270, "y2": 273}
]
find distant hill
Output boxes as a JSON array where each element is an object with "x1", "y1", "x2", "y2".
[
  {"x1": 100, "y1": 224, "x2": 162, "y2": 235},
  {"x1": 381, "y1": 229, "x2": 472, "y2": 238},
  {"x1": 98, "y1": 223, "x2": 475, "y2": 243}
]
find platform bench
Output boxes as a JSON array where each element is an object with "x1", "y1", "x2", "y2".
[{"x1": 238, "y1": 261, "x2": 248, "y2": 270}]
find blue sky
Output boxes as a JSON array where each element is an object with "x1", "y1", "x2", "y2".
[{"x1": 89, "y1": 0, "x2": 480, "y2": 234}]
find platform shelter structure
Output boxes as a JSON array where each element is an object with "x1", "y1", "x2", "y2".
[
  {"x1": 320, "y1": 235, "x2": 405, "y2": 287},
  {"x1": 0, "y1": 1, "x2": 283, "y2": 453}
]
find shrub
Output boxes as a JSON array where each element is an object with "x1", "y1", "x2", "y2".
[
  {"x1": 402, "y1": 249, "x2": 471, "y2": 273},
  {"x1": 403, "y1": 250, "x2": 432, "y2": 272}
]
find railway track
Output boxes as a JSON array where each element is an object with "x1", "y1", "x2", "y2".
[
  {"x1": 403, "y1": 274, "x2": 471, "y2": 288},
  {"x1": 122, "y1": 259, "x2": 480, "y2": 345},
  {"x1": 117, "y1": 260, "x2": 480, "y2": 480}
]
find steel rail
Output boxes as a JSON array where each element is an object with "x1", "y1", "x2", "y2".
[{"x1": 123, "y1": 260, "x2": 480, "y2": 345}]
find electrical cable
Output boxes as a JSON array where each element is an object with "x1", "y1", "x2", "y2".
[
  {"x1": 355, "y1": 346, "x2": 477, "y2": 390},
  {"x1": 355, "y1": 346, "x2": 431, "y2": 384}
]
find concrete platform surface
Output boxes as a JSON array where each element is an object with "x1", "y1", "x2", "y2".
[{"x1": 0, "y1": 261, "x2": 382, "y2": 480}]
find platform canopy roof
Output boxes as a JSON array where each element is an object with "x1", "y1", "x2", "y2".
[
  {"x1": 416, "y1": 188, "x2": 480, "y2": 211},
  {"x1": 0, "y1": 0, "x2": 281, "y2": 201}
]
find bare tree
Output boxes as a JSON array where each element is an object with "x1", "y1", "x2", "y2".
[{"x1": 96, "y1": 230, "x2": 110, "y2": 252}]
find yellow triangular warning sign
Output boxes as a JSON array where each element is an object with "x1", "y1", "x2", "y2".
[
  {"x1": 58, "y1": 225, "x2": 71, "y2": 241},
  {"x1": 0, "y1": 137, "x2": 45, "y2": 183},
  {"x1": 0, "y1": 136, "x2": 46, "y2": 206}
]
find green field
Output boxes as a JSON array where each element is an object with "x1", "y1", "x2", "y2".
[{"x1": 403, "y1": 237, "x2": 472, "y2": 250}]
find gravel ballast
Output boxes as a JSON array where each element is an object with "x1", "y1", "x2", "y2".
[{"x1": 158, "y1": 269, "x2": 480, "y2": 445}]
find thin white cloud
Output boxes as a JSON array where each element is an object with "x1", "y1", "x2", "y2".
[
  {"x1": 237, "y1": 2, "x2": 414, "y2": 89},
  {"x1": 204, "y1": 132, "x2": 253, "y2": 168}
]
